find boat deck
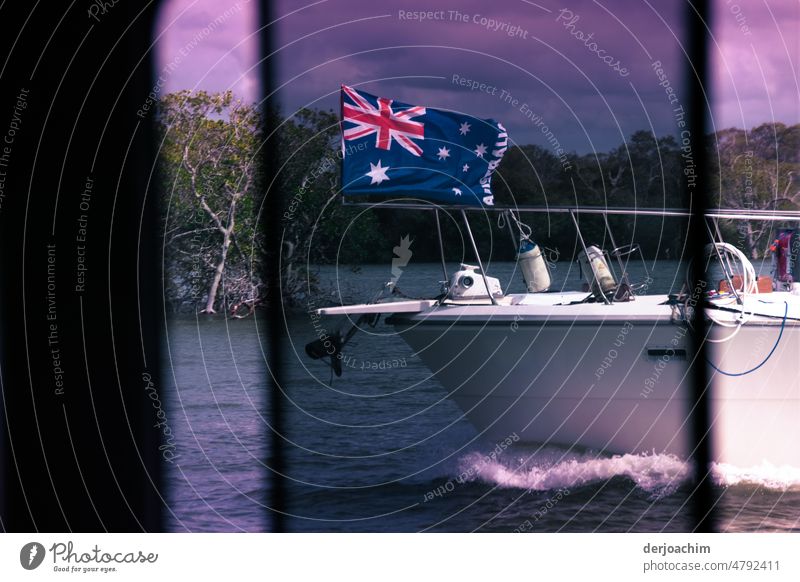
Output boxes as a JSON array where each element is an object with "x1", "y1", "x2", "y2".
[{"x1": 318, "y1": 290, "x2": 800, "y2": 325}]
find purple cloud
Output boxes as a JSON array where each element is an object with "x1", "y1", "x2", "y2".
[
  {"x1": 711, "y1": 0, "x2": 799, "y2": 131},
  {"x1": 155, "y1": 0, "x2": 259, "y2": 103},
  {"x1": 155, "y1": 0, "x2": 798, "y2": 152},
  {"x1": 271, "y1": 0, "x2": 688, "y2": 152}
]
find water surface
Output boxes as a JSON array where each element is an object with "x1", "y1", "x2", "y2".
[{"x1": 164, "y1": 261, "x2": 800, "y2": 532}]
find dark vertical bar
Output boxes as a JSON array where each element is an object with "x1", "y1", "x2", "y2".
[
  {"x1": 258, "y1": 0, "x2": 287, "y2": 532},
  {"x1": 0, "y1": 3, "x2": 163, "y2": 531},
  {"x1": 686, "y1": 0, "x2": 716, "y2": 532}
]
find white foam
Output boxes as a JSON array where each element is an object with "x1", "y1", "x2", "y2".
[
  {"x1": 458, "y1": 450, "x2": 689, "y2": 496},
  {"x1": 457, "y1": 449, "x2": 800, "y2": 494},
  {"x1": 712, "y1": 462, "x2": 800, "y2": 491}
]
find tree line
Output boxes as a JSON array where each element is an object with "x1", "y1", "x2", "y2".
[{"x1": 157, "y1": 91, "x2": 800, "y2": 313}]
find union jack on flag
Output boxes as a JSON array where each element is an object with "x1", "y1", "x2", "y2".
[
  {"x1": 340, "y1": 85, "x2": 508, "y2": 206},
  {"x1": 342, "y1": 84, "x2": 425, "y2": 156}
]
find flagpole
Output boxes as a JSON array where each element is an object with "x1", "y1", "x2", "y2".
[{"x1": 434, "y1": 209, "x2": 448, "y2": 285}]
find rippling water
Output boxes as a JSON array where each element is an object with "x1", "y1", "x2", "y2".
[{"x1": 164, "y1": 260, "x2": 800, "y2": 532}]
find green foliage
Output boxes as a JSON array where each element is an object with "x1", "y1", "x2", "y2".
[
  {"x1": 158, "y1": 90, "x2": 263, "y2": 312},
  {"x1": 709, "y1": 124, "x2": 800, "y2": 257},
  {"x1": 277, "y1": 108, "x2": 386, "y2": 267}
]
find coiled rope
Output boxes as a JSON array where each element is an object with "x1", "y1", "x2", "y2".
[
  {"x1": 705, "y1": 242, "x2": 759, "y2": 343},
  {"x1": 707, "y1": 301, "x2": 788, "y2": 376}
]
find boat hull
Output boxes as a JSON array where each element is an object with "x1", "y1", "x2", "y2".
[{"x1": 391, "y1": 300, "x2": 800, "y2": 467}]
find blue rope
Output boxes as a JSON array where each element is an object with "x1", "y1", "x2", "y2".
[{"x1": 707, "y1": 301, "x2": 788, "y2": 377}]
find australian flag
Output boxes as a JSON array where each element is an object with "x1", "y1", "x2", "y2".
[{"x1": 340, "y1": 85, "x2": 508, "y2": 206}]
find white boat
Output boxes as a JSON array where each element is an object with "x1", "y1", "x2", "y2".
[{"x1": 308, "y1": 206, "x2": 800, "y2": 469}]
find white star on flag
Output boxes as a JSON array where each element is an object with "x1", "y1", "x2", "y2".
[
  {"x1": 437, "y1": 146, "x2": 451, "y2": 160},
  {"x1": 462, "y1": 163, "x2": 469, "y2": 172},
  {"x1": 474, "y1": 143, "x2": 487, "y2": 158},
  {"x1": 452, "y1": 188, "x2": 462, "y2": 196},
  {"x1": 365, "y1": 160, "x2": 390, "y2": 185},
  {"x1": 459, "y1": 122, "x2": 471, "y2": 135}
]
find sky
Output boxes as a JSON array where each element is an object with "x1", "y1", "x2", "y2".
[{"x1": 155, "y1": 0, "x2": 799, "y2": 153}]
